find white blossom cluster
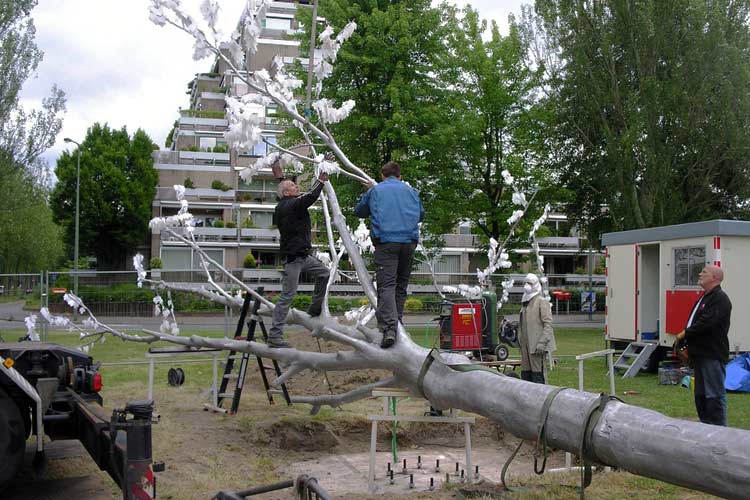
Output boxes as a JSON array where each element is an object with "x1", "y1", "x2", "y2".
[
  {"x1": 225, "y1": 95, "x2": 264, "y2": 151},
  {"x1": 153, "y1": 294, "x2": 180, "y2": 336},
  {"x1": 24, "y1": 314, "x2": 39, "y2": 341},
  {"x1": 354, "y1": 221, "x2": 374, "y2": 254},
  {"x1": 313, "y1": 22, "x2": 357, "y2": 94},
  {"x1": 316, "y1": 154, "x2": 341, "y2": 175},
  {"x1": 148, "y1": 185, "x2": 194, "y2": 233},
  {"x1": 476, "y1": 238, "x2": 511, "y2": 288},
  {"x1": 497, "y1": 279, "x2": 515, "y2": 310},
  {"x1": 313, "y1": 98, "x2": 356, "y2": 124},
  {"x1": 442, "y1": 284, "x2": 483, "y2": 300},
  {"x1": 133, "y1": 254, "x2": 148, "y2": 288}
]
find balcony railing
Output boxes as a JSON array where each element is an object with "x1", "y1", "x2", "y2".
[
  {"x1": 153, "y1": 150, "x2": 230, "y2": 166},
  {"x1": 160, "y1": 227, "x2": 280, "y2": 242}
]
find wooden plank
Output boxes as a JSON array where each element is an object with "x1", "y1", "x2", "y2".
[{"x1": 368, "y1": 414, "x2": 475, "y2": 424}]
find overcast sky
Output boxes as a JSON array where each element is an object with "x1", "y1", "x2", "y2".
[{"x1": 21, "y1": 0, "x2": 525, "y2": 170}]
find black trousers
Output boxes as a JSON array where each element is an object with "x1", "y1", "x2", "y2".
[{"x1": 373, "y1": 241, "x2": 417, "y2": 333}]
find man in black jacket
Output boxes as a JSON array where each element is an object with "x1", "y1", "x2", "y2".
[
  {"x1": 267, "y1": 172, "x2": 329, "y2": 348},
  {"x1": 676, "y1": 264, "x2": 732, "y2": 426}
]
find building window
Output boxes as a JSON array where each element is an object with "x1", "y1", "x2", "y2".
[
  {"x1": 253, "y1": 211, "x2": 274, "y2": 229},
  {"x1": 415, "y1": 255, "x2": 460, "y2": 274},
  {"x1": 673, "y1": 246, "x2": 706, "y2": 287},
  {"x1": 199, "y1": 137, "x2": 216, "y2": 151},
  {"x1": 264, "y1": 17, "x2": 292, "y2": 30},
  {"x1": 160, "y1": 248, "x2": 224, "y2": 270},
  {"x1": 251, "y1": 135, "x2": 278, "y2": 157}
]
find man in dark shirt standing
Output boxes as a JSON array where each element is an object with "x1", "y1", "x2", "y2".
[
  {"x1": 676, "y1": 264, "x2": 732, "y2": 426},
  {"x1": 267, "y1": 171, "x2": 330, "y2": 348}
]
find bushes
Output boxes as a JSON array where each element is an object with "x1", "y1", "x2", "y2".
[
  {"x1": 183, "y1": 177, "x2": 194, "y2": 189},
  {"x1": 213, "y1": 220, "x2": 224, "y2": 228},
  {"x1": 211, "y1": 180, "x2": 231, "y2": 191},
  {"x1": 404, "y1": 298, "x2": 423, "y2": 313},
  {"x1": 149, "y1": 257, "x2": 163, "y2": 269},
  {"x1": 243, "y1": 253, "x2": 257, "y2": 269}
]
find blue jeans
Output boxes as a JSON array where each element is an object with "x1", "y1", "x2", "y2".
[
  {"x1": 693, "y1": 357, "x2": 727, "y2": 426},
  {"x1": 269, "y1": 255, "x2": 329, "y2": 339}
]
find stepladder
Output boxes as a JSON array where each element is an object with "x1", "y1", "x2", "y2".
[{"x1": 210, "y1": 288, "x2": 291, "y2": 414}]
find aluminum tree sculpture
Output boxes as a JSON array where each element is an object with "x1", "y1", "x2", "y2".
[{"x1": 26, "y1": 2, "x2": 750, "y2": 498}]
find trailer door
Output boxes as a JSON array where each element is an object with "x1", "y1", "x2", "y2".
[{"x1": 607, "y1": 244, "x2": 637, "y2": 341}]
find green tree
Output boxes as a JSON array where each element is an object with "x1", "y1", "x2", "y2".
[
  {"x1": 527, "y1": 0, "x2": 750, "y2": 238},
  {"x1": 0, "y1": 0, "x2": 65, "y2": 187},
  {"x1": 437, "y1": 5, "x2": 566, "y2": 244},
  {"x1": 50, "y1": 124, "x2": 158, "y2": 270},
  {"x1": 0, "y1": 154, "x2": 63, "y2": 272},
  {"x1": 296, "y1": 0, "x2": 458, "y2": 236}
]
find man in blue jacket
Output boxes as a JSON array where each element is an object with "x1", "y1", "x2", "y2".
[{"x1": 355, "y1": 161, "x2": 425, "y2": 348}]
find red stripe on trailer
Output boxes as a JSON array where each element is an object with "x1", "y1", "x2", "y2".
[
  {"x1": 130, "y1": 466, "x2": 155, "y2": 500},
  {"x1": 714, "y1": 236, "x2": 721, "y2": 266}
]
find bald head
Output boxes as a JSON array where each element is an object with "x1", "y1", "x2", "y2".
[
  {"x1": 278, "y1": 179, "x2": 299, "y2": 198},
  {"x1": 698, "y1": 264, "x2": 724, "y2": 292}
]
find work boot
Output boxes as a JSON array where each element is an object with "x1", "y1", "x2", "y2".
[
  {"x1": 307, "y1": 306, "x2": 322, "y2": 318},
  {"x1": 521, "y1": 370, "x2": 533, "y2": 382},
  {"x1": 266, "y1": 337, "x2": 291, "y2": 349},
  {"x1": 380, "y1": 330, "x2": 396, "y2": 349}
]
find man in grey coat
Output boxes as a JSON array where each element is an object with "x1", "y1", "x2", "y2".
[{"x1": 519, "y1": 273, "x2": 556, "y2": 383}]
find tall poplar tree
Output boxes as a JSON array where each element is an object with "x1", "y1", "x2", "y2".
[{"x1": 527, "y1": 0, "x2": 750, "y2": 237}]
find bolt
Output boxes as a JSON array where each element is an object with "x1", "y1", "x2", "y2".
[
  {"x1": 387, "y1": 462, "x2": 391, "y2": 473},
  {"x1": 461, "y1": 469, "x2": 465, "y2": 483},
  {"x1": 389, "y1": 470, "x2": 394, "y2": 485},
  {"x1": 429, "y1": 477, "x2": 435, "y2": 491},
  {"x1": 435, "y1": 459, "x2": 440, "y2": 472},
  {"x1": 409, "y1": 474, "x2": 414, "y2": 489},
  {"x1": 446, "y1": 472, "x2": 450, "y2": 484},
  {"x1": 417, "y1": 455, "x2": 422, "y2": 469},
  {"x1": 403, "y1": 458, "x2": 407, "y2": 474},
  {"x1": 475, "y1": 465, "x2": 480, "y2": 479},
  {"x1": 456, "y1": 462, "x2": 460, "y2": 473}
]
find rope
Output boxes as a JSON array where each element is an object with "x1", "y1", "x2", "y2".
[
  {"x1": 534, "y1": 387, "x2": 570, "y2": 474},
  {"x1": 576, "y1": 393, "x2": 622, "y2": 499},
  {"x1": 391, "y1": 396, "x2": 398, "y2": 464},
  {"x1": 500, "y1": 438, "x2": 525, "y2": 491},
  {"x1": 416, "y1": 348, "x2": 505, "y2": 399}
]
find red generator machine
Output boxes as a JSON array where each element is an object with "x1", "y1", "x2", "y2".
[{"x1": 437, "y1": 291, "x2": 518, "y2": 359}]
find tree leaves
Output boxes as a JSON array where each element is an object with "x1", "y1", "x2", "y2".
[{"x1": 50, "y1": 124, "x2": 158, "y2": 270}]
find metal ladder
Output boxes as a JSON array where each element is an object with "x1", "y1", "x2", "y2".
[
  {"x1": 613, "y1": 342, "x2": 657, "y2": 378},
  {"x1": 216, "y1": 289, "x2": 291, "y2": 413}
]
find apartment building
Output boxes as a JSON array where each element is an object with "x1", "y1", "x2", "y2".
[
  {"x1": 149, "y1": 0, "x2": 597, "y2": 286},
  {"x1": 151, "y1": 1, "x2": 311, "y2": 271}
]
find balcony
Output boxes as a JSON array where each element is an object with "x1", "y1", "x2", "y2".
[
  {"x1": 240, "y1": 228, "x2": 280, "y2": 241},
  {"x1": 153, "y1": 150, "x2": 230, "y2": 168},
  {"x1": 155, "y1": 187, "x2": 235, "y2": 202},
  {"x1": 161, "y1": 227, "x2": 237, "y2": 241},
  {"x1": 178, "y1": 115, "x2": 228, "y2": 128}
]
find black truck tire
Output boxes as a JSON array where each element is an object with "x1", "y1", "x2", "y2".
[{"x1": 0, "y1": 387, "x2": 25, "y2": 490}]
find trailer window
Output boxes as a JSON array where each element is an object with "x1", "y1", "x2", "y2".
[{"x1": 673, "y1": 246, "x2": 706, "y2": 287}]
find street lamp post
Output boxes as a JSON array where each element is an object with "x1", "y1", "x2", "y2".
[{"x1": 63, "y1": 138, "x2": 81, "y2": 297}]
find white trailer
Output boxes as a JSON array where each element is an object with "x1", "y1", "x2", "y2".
[{"x1": 601, "y1": 220, "x2": 750, "y2": 363}]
